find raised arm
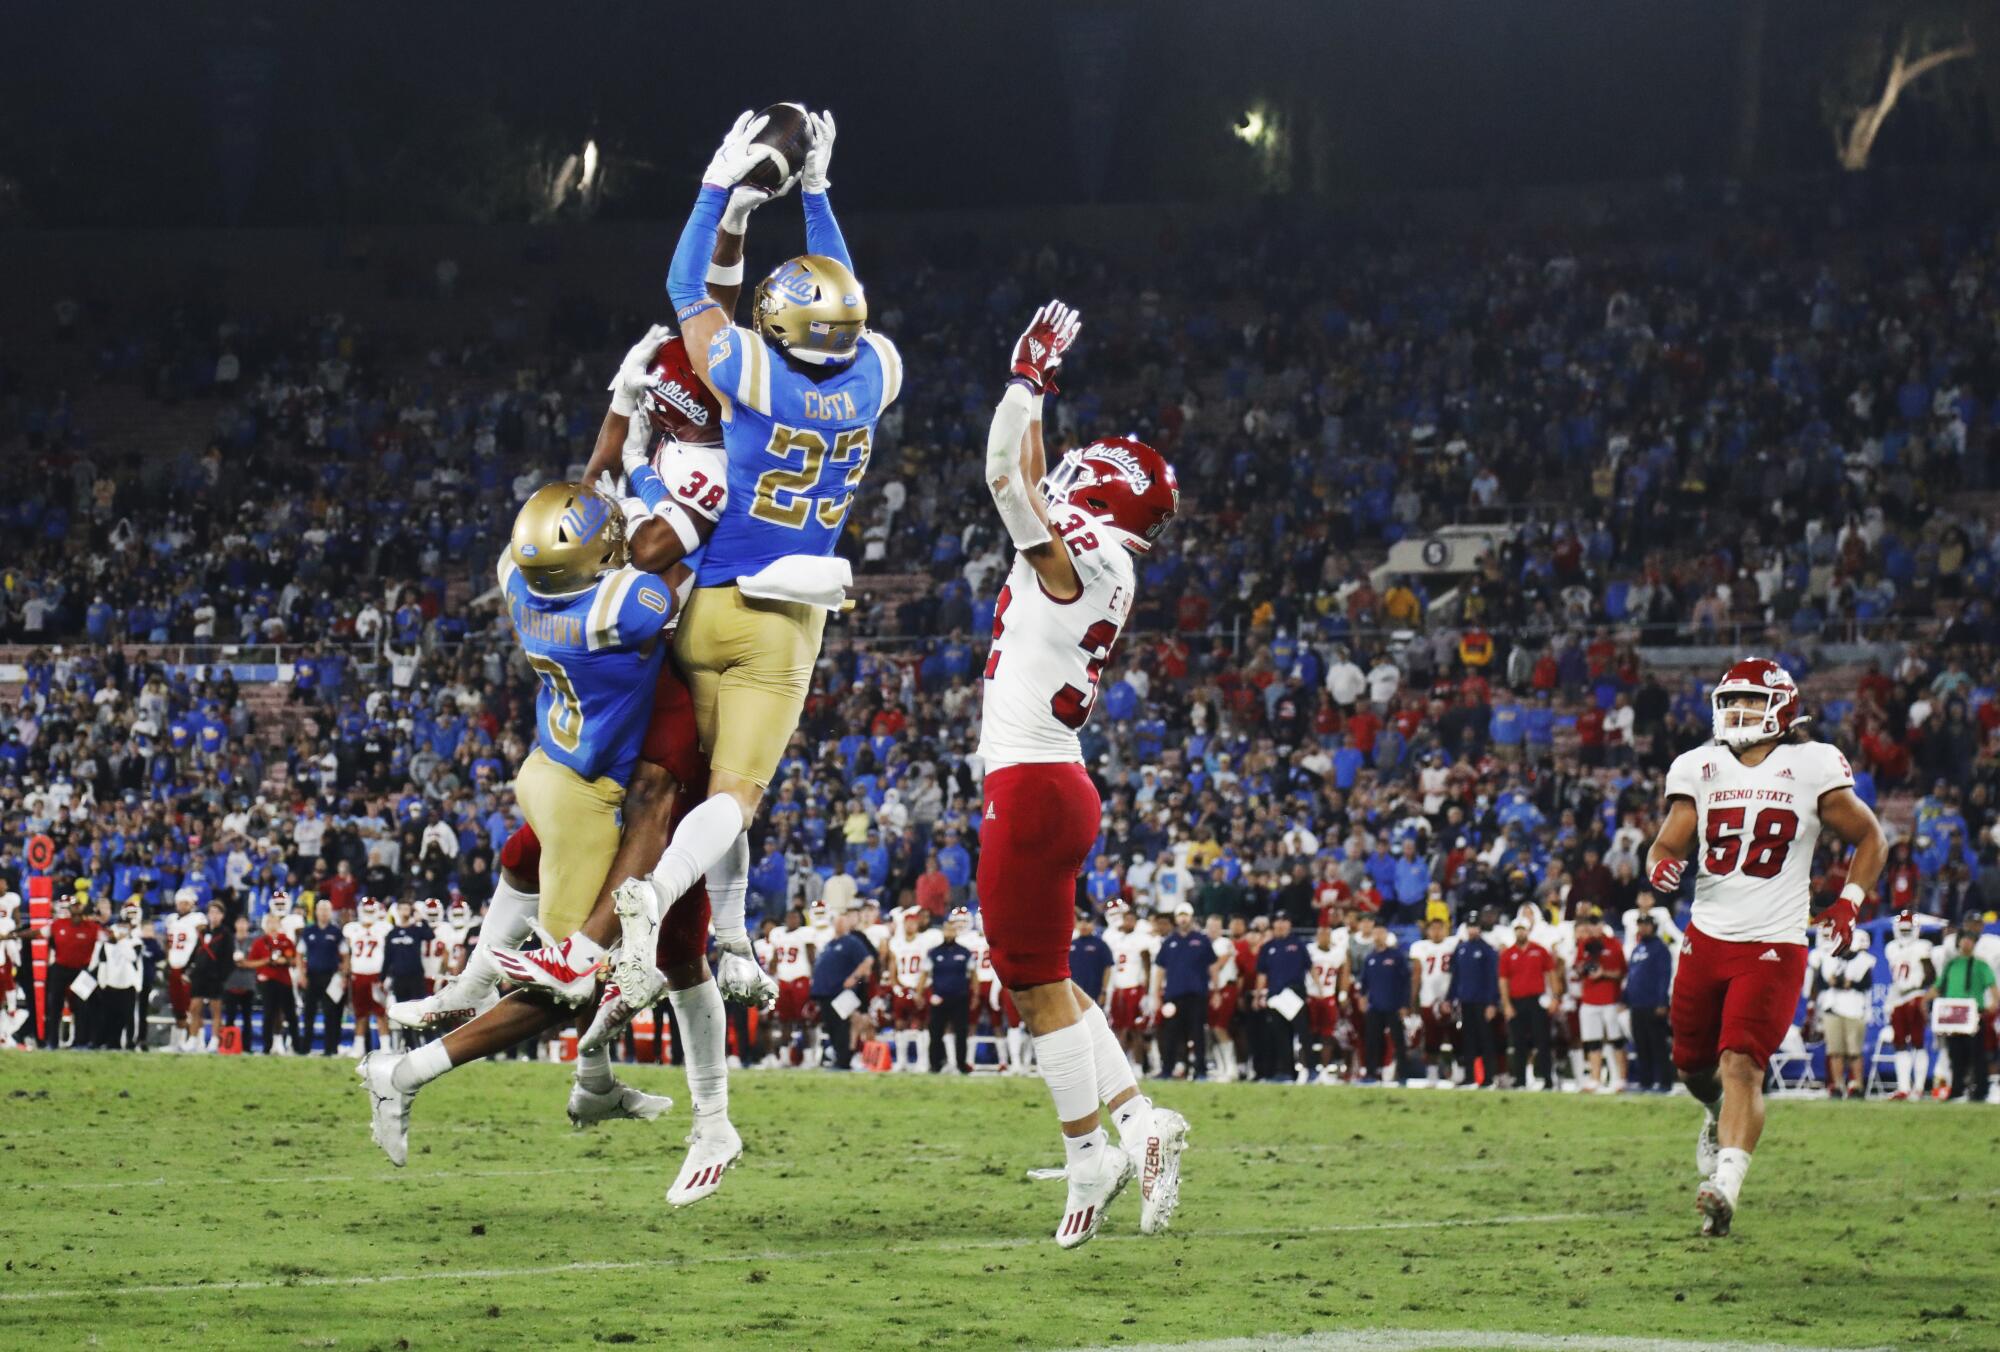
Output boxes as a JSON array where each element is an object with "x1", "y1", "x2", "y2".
[
  {"x1": 669, "y1": 112, "x2": 783, "y2": 405},
  {"x1": 798, "y1": 111, "x2": 853, "y2": 273},
  {"x1": 985, "y1": 302, "x2": 1084, "y2": 599}
]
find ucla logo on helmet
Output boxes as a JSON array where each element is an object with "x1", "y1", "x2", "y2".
[
  {"x1": 772, "y1": 264, "x2": 818, "y2": 306},
  {"x1": 560, "y1": 496, "x2": 607, "y2": 541}
]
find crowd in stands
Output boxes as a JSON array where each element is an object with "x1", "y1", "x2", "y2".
[{"x1": 4, "y1": 176, "x2": 2000, "y2": 1061}]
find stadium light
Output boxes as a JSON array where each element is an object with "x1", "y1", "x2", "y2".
[{"x1": 1232, "y1": 110, "x2": 1267, "y2": 146}]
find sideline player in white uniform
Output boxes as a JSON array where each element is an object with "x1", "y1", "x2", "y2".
[
  {"x1": 164, "y1": 888, "x2": 207, "y2": 1051},
  {"x1": 1305, "y1": 924, "x2": 1348, "y2": 1082},
  {"x1": 766, "y1": 909, "x2": 818, "y2": 1066},
  {"x1": 971, "y1": 301, "x2": 1186, "y2": 1249},
  {"x1": 1408, "y1": 918, "x2": 1459, "y2": 1083},
  {"x1": 1105, "y1": 903, "x2": 1155, "y2": 1070},
  {"x1": 1646, "y1": 659, "x2": 1885, "y2": 1237},
  {"x1": 885, "y1": 909, "x2": 941, "y2": 1070},
  {"x1": 1882, "y1": 911, "x2": 1934, "y2": 1099},
  {"x1": 343, "y1": 898, "x2": 394, "y2": 1059}
]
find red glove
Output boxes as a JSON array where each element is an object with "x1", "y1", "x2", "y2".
[
  {"x1": 1820, "y1": 891, "x2": 1860, "y2": 956},
  {"x1": 1009, "y1": 299, "x2": 1083, "y2": 394},
  {"x1": 1647, "y1": 857, "x2": 1685, "y2": 895}
]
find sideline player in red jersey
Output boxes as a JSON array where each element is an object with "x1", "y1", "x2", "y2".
[
  {"x1": 1647, "y1": 659, "x2": 1885, "y2": 1236},
  {"x1": 974, "y1": 300, "x2": 1187, "y2": 1249}
]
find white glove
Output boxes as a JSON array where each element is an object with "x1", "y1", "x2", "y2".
[
  {"x1": 802, "y1": 110, "x2": 835, "y2": 194},
  {"x1": 721, "y1": 183, "x2": 776, "y2": 235},
  {"x1": 703, "y1": 109, "x2": 780, "y2": 191},
  {"x1": 609, "y1": 323, "x2": 672, "y2": 417},
  {"x1": 619, "y1": 410, "x2": 653, "y2": 479},
  {"x1": 716, "y1": 949, "x2": 779, "y2": 1012}
]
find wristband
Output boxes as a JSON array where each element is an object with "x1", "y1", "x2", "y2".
[
  {"x1": 1838, "y1": 883, "x2": 1865, "y2": 907},
  {"x1": 657, "y1": 501, "x2": 703, "y2": 556},
  {"x1": 706, "y1": 260, "x2": 744, "y2": 286},
  {"x1": 609, "y1": 389, "x2": 637, "y2": 418}
]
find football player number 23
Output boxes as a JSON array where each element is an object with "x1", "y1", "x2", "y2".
[
  {"x1": 1702, "y1": 805, "x2": 1798, "y2": 879},
  {"x1": 983, "y1": 583, "x2": 1118, "y2": 730},
  {"x1": 525, "y1": 653, "x2": 583, "y2": 753},
  {"x1": 750, "y1": 425, "x2": 871, "y2": 530}
]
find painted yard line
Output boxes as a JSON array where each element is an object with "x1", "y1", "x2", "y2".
[
  {"x1": 0, "y1": 1212, "x2": 1591, "y2": 1304},
  {"x1": 11, "y1": 1163, "x2": 659, "y2": 1193},
  {"x1": 1068, "y1": 1331, "x2": 1891, "y2": 1352}
]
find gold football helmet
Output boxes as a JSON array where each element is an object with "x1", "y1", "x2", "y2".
[
  {"x1": 752, "y1": 254, "x2": 867, "y2": 365},
  {"x1": 509, "y1": 482, "x2": 628, "y2": 597}
]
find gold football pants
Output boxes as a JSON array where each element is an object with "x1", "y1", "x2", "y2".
[{"x1": 672, "y1": 584, "x2": 825, "y2": 789}]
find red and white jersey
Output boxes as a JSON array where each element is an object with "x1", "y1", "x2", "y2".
[
  {"x1": 1665, "y1": 740, "x2": 1855, "y2": 945},
  {"x1": 1109, "y1": 925, "x2": 1156, "y2": 990},
  {"x1": 1883, "y1": 936, "x2": 1934, "y2": 1006},
  {"x1": 1410, "y1": 937, "x2": 1458, "y2": 1005},
  {"x1": 343, "y1": 919, "x2": 391, "y2": 976},
  {"x1": 165, "y1": 913, "x2": 204, "y2": 971},
  {"x1": 1306, "y1": 939, "x2": 1347, "y2": 998},
  {"x1": 650, "y1": 440, "x2": 729, "y2": 612},
  {"x1": 425, "y1": 923, "x2": 464, "y2": 980},
  {"x1": 1211, "y1": 936, "x2": 1238, "y2": 987},
  {"x1": 277, "y1": 912, "x2": 305, "y2": 944},
  {"x1": 770, "y1": 926, "x2": 815, "y2": 982},
  {"x1": 888, "y1": 930, "x2": 940, "y2": 990},
  {"x1": 976, "y1": 530, "x2": 1135, "y2": 769},
  {"x1": 968, "y1": 930, "x2": 995, "y2": 988},
  {"x1": 806, "y1": 918, "x2": 836, "y2": 957}
]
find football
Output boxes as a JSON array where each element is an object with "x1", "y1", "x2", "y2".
[{"x1": 743, "y1": 101, "x2": 812, "y2": 192}]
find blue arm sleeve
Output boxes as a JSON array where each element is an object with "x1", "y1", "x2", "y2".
[
  {"x1": 667, "y1": 186, "x2": 730, "y2": 320},
  {"x1": 801, "y1": 190, "x2": 854, "y2": 273},
  {"x1": 626, "y1": 462, "x2": 669, "y2": 514}
]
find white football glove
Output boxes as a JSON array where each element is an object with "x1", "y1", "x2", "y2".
[
  {"x1": 716, "y1": 949, "x2": 779, "y2": 1011},
  {"x1": 610, "y1": 323, "x2": 672, "y2": 417},
  {"x1": 721, "y1": 183, "x2": 775, "y2": 235},
  {"x1": 703, "y1": 110, "x2": 780, "y2": 191},
  {"x1": 801, "y1": 110, "x2": 835, "y2": 194},
  {"x1": 619, "y1": 412, "x2": 653, "y2": 480}
]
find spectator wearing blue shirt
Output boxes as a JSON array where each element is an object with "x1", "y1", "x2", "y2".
[
  {"x1": 923, "y1": 912, "x2": 977, "y2": 1073},
  {"x1": 809, "y1": 910, "x2": 875, "y2": 1070},
  {"x1": 1522, "y1": 691, "x2": 1556, "y2": 764},
  {"x1": 937, "y1": 829, "x2": 972, "y2": 904},
  {"x1": 1155, "y1": 905, "x2": 1215, "y2": 1080},
  {"x1": 1254, "y1": 915, "x2": 1311, "y2": 1082},
  {"x1": 1623, "y1": 914, "x2": 1674, "y2": 1091},
  {"x1": 1391, "y1": 839, "x2": 1431, "y2": 923},
  {"x1": 1358, "y1": 928, "x2": 1411, "y2": 1083},
  {"x1": 749, "y1": 838, "x2": 789, "y2": 923},
  {"x1": 1488, "y1": 695, "x2": 1523, "y2": 757},
  {"x1": 1332, "y1": 734, "x2": 1365, "y2": 790},
  {"x1": 1446, "y1": 914, "x2": 1501, "y2": 1087}
]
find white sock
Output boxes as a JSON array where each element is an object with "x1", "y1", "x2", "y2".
[
  {"x1": 1006, "y1": 1026, "x2": 1026, "y2": 1068},
  {"x1": 706, "y1": 830, "x2": 751, "y2": 947},
  {"x1": 652, "y1": 795, "x2": 749, "y2": 921},
  {"x1": 391, "y1": 1040, "x2": 452, "y2": 1092},
  {"x1": 459, "y1": 878, "x2": 539, "y2": 999},
  {"x1": 1080, "y1": 1001, "x2": 1139, "y2": 1105},
  {"x1": 1713, "y1": 1146, "x2": 1751, "y2": 1206},
  {"x1": 667, "y1": 980, "x2": 729, "y2": 1120},
  {"x1": 576, "y1": 1045, "x2": 615, "y2": 1092},
  {"x1": 1033, "y1": 1020, "x2": 1100, "y2": 1123},
  {"x1": 1109, "y1": 1091, "x2": 1153, "y2": 1150},
  {"x1": 1063, "y1": 1126, "x2": 1110, "y2": 1170},
  {"x1": 1893, "y1": 1050, "x2": 1911, "y2": 1095},
  {"x1": 562, "y1": 932, "x2": 608, "y2": 968}
]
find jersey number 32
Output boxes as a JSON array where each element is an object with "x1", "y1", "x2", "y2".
[{"x1": 983, "y1": 583, "x2": 1118, "y2": 730}]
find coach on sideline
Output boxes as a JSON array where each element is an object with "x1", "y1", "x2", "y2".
[
  {"x1": 1155, "y1": 903, "x2": 1214, "y2": 1080},
  {"x1": 296, "y1": 899, "x2": 345, "y2": 1056},
  {"x1": 810, "y1": 906, "x2": 875, "y2": 1070},
  {"x1": 1500, "y1": 916, "x2": 1559, "y2": 1089}
]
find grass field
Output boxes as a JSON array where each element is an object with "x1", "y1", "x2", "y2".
[{"x1": 1, "y1": 1053, "x2": 1996, "y2": 1351}]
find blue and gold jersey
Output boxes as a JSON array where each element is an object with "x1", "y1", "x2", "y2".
[
  {"x1": 499, "y1": 554, "x2": 673, "y2": 786},
  {"x1": 698, "y1": 323, "x2": 903, "y2": 584}
]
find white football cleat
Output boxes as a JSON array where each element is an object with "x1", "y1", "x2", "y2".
[
  {"x1": 1056, "y1": 1142, "x2": 1133, "y2": 1250},
  {"x1": 1696, "y1": 1178, "x2": 1734, "y2": 1237},
  {"x1": 357, "y1": 1051, "x2": 412, "y2": 1168},
  {"x1": 1136, "y1": 1107, "x2": 1189, "y2": 1236},
  {"x1": 387, "y1": 985, "x2": 487, "y2": 1033},
  {"x1": 578, "y1": 960, "x2": 666, "y2": 1056},
  {"x1": 612, "y1": 877, "x2": 663, "y2": 974},
  {"x1": 567, "y1": 1077, "x2": 673, "y2": 1129},
  {"x1": 494, "y1": 934, "x2": 603, "y2": 1006},
  {"x1": 715, "y1": 946, "x2": 779, "y2": 1011},
  {"x1": 667, "y1": 1117, "x2": 744, "y2": 1207},
  {"x1": 1695, "y1": 1111, "x2": 1720, "y2": 1178}
]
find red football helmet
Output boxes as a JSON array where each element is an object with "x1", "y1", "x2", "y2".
[
  {"x1": 1038, "y1": 436, "x2": 1179, "y2": 553},
  {"x1": 640, "y1": 335, "x2": 723, "y2": 447},
  {"x1": 1710, "y1": 657, "x2": 1805, "y2": 748},
  {"x1": 1893, "y1": 909, "x2": 1916, "y2": 939},
  {"x1": 420, "y1": 897, "x2": 445, "y2": 926}
]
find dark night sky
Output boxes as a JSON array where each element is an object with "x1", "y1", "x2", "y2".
[{"x1": 0, "y1": 1, "x2": 1987, "y2": 228}]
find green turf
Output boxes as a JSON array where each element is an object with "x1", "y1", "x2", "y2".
[{"x1": 1, "y1": 1053, "x2": 1995, "y2": 1351}]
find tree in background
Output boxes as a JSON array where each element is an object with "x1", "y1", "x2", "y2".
[{"x1": 1818, "y1": 1, "x2": 1977, "y2": 170}]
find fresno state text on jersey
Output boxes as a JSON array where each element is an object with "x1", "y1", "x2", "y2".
[
  {"x1": 976, "y1": 511, "x2": 1134, "y2": 768},
  {"x1": 1665, "y1": 740, "x2": 1855, "y2": 945}
]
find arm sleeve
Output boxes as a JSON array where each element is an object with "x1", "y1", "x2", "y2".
[
  {"x1": 626, "y1": 461, "x2": 670, "y2": 515},
  {"x1": 801, "y1": 189, "x2": 854, "y2": 273},
  {"x1": 707, "y1": 326, "x2": 771, "y2": 416},
  {"x1": 667, "y1": 186, "x2": 730, "y2": 320}
]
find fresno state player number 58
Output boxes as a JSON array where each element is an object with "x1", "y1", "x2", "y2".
[
  {"x1": 1703, "y1": 805, "x2": 1799, "y2": 880},
  {"x1": 983, "y1": 582, "x2": 1119, "y2": 729}
]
